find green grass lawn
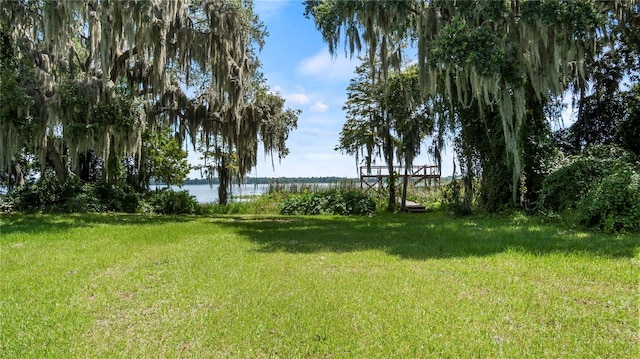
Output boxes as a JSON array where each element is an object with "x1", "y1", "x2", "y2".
[{"x1": 1, "y1": 212, "x2": 638, "y2": 358}]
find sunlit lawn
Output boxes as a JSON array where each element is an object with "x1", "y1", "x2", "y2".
[{"x1": 1, "y1": 212, "x2": 638, "y2": 358}]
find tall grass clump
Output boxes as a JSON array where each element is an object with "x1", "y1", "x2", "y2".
[
  {"x1": 360, "y1": 181, "x2": 446, "y2": 213},
  {"x1": 268, "y1": 179, "x2": 359, "y2": 195}
]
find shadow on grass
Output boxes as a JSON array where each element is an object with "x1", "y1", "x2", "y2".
[
  {"x1": 0, "y1": 213, "x2": 197, "y2": 236},
  {"x1": 2, "y1": 212, "x2": 638, "y2": 259},
  {"x1": 214, "y1": 213, "x2": 640, "y2": 260}
]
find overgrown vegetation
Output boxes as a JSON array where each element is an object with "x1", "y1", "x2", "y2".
[
  {"x1": 4, "y1": 168, "x2": 639, "y2": 234},
  {"x1": 537, "y1": 146, "x2": 640, "y2": 233},
  {"x1": 280, "y1": 189, "x2": 376, "y2": 216},
  {"x1": 306, "y1": 0, "x2": 639, "y2": 212},
  {"x1": 578, "y1": 166, "x2": 640, "y2": 233},
  {"x1": 0, "y1": 177, "x2": 197, "y2": 215}
]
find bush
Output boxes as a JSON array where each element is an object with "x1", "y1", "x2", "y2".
[
  {"x1": 147, "y1": 189, "x2": 197, "y2": 214},
  {"x1": 0, "y1": 194, "x2": 15, "y2": 213},
  {"x1": 538, "y1": 158, "x2": 608, "y2": 211},
  {"x1": 578, "y1": 166, "x2": 640, "y2": 233},
  {"x1": 280, "y1": 189, "x2": 375, "y2": 216},
  {"x1": 60, "y1": 182, "x2": 104, "y2": 213},
  {"x1": 4, "y1": 178, "x2": 140, "y2": 213},
  {"x1": 539, "y1": 145, "x2": 637, "y2": 211},
  {"x1": 94, "y1": 182, "x2": 140, "y2": 213},
  {"x1": 7, "y1": 176, "x2": 63, "y2": 212}
]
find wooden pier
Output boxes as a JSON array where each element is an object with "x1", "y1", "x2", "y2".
[{"x1": 359, "y1": 165, "x2": 441, "y2": 191}]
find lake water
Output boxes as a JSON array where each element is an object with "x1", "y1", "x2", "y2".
[
  {"x1": 167, "y1": 184, "x2": 270, "y2": 204},
  {"x1": 1, "y1": 183, "x2": 335, "y2": 204}
]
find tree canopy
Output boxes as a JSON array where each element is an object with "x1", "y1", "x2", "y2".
[
  {"x1": 1, "y1": 0, "x2": 298, "y2": 197},
  {"x1": 306, "y1": 0, "x2": 638, "y2": 207}
]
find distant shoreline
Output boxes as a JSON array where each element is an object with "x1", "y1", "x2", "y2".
[{"x1": 152, "y1": 177, "x2": 358, "y2": 186}]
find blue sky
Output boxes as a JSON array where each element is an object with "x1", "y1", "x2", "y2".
[{"x1": 190, "y1": 1, "x2": 454, "y2": 179}]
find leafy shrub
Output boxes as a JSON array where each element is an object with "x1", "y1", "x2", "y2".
[
  {"x1": 4, "y1": 178, "x2": 140, "y2": 213},
  {"x1": 147, "y1": 189, "x2": 197, "y2": 214},
  {"x1": 7, "y1": 176, "x2": 62, "y2": 212},
  {"x1": 0, "y1": 194, "x2": 15, "y2": 212},
  {"x1": 5, "y1": 176, "x2": 73, "y2": 212},
  {"x1": 94, "y1": 182, "x2": 139, "y2": 213},
  {"x1": 280, "y1": 189, "x2": 375, "y2": 216},
  {"x1": 578, "y1": 166, "x2": 640, "y2": 233},
  {"x1": 60, "y1": 182, "x2": 104, "y2": 213},
  {"x1": 538, "y1": 158, "x2": 608, "y2": 211},
  {"x1": 539, "y1": 145, "x2": 637, "y2": 211}
]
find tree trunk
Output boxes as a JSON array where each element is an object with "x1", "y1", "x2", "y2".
[
  {"x1": 46, "y1": 141, "x2": 67, "y2": 184},
  {"x1": 385, "y1": 130, "x2": 396, "y2": 212},
  {"x1": 401, "y1": 163, "x2": 408, "y2": 211},
  {"x1": 77, "y1": 151, "x2": 93, "y2": 182},
  {"x1": 10, "y1": 157, "x2": 25, "y2": 189},
  {"x1": 218, "y1": 158, "x2": 229, "y2": 205},
  {"x1": 463, "y1": 155, "x2": 474, "y2": 212}
]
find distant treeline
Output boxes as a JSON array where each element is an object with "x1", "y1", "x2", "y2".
[
  {"x1": 151, "y1": 176, "x2": 453, "y2": 187},
  {"x1": 155, "y1": 177, "x2": 359, "y2": 186}
]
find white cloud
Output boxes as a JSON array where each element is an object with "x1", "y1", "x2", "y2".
[
  {"x1": 310, "y1": 101, "x2": 328, "y2": 112},
  {"x1": 297, "y1": 48, "x2": 358, "y2": 82},
  {"x1": 285, "y1": 93, "x2": 310, "y2": 105}
]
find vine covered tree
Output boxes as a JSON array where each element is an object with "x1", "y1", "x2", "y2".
[{"x1": 306, "y1": 0, "x2": 638, "y2": 209}]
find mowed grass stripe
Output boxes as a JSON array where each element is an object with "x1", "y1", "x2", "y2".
[{"x1": 1, "y1": 213, "x2": 638, "y2": 357}]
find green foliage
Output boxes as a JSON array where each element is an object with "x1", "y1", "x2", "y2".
[
  {"x1": 538, "y1": 159, "x2": 596, "y2": 211},
  {"x1": 280, "y1": 189, "x2": 376, "y2": 216},
  {"x1": 145, "y1": 127, "x2": 190, "y2": 187},
  {"x1": 520, "y1": 0, "x2": 605, "y2": 30},
  {"x1": 196, "y1": 192, "x2": 286, "y2": 215},
  {"x1": 197, "y1": 202, "x2": 248, "y2": 215},
  {"x1": 539, "y1": 145, "x2": 639, "y2": 233},
  {"x1": 430, "y1": 18, "x2": 508, "y2": 77},
  {"x1": 578, "y1": 166, "x2": 640, "y2": 233},
  {"x1": 539, "y1": 146, "x2": 636, "y2": 211},
  {"x1": 2, "y1": 177, "x2": 62, "y2": 212},
  {"x1": 617, "y1": 84, "x2": 640, "y2": 157},
  {"x1": 441, "y1": 179, "x2": 472, "y2": 215},
  {"x1": 147, "y1": 189, "x2": 197, "y2": 215},
  {"x1": 93, "y1": 182, "x2": 140, "y2": 213},
  {"x1": 453, "y1": 106, "x2": 513, "y2": 213},
  {"x1": 2, "y1": 176, "x2": 140, "y2": 213}
]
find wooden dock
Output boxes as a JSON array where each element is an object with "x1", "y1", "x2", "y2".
[{"x1": 359, "y1": 165, "x2": 441, "y2": 191}]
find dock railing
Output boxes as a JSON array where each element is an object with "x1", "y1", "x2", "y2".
[{"x1": 359, "y1": 165, "x2": 440, "y2": 190}]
